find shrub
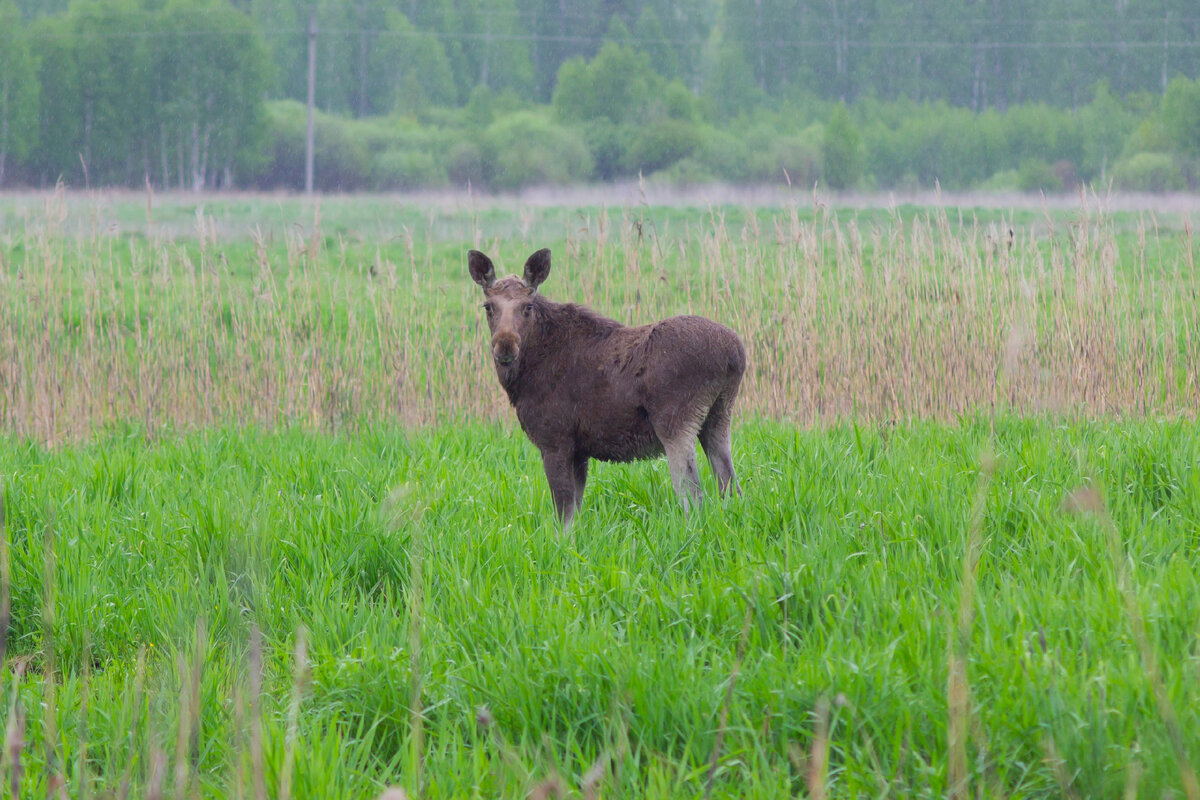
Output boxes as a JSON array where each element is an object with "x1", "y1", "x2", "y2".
[
  {"x1": 753, "y1": 132, "x2": 822, "y2": 186},
  {"x1": 976, "y1": 169, "x2": 1021, "y2": 192},
  {"x1": 481, "y1": 112, "x2": 593, "y2": 191},
  {"x1": 1016, "y1": 158, "x2": 1061, "y2": 192},
  {"x1": 446, "y1": 141, "x2": 484, "y2": 187},
  {"x1": 822, "y1": 103, "x2": 863, "y2": 189},
  {"x1": 583, "y1": 120, "x2": 629, "y2": 181},
  {"x1": 624, "y1": 119, "x2": 700, "y2": 175},
  {"x1": 647, "y1": 157, "x2": 715, "y2": 185},
  {"x1": 696, "y1": 128, "x2": 752, "y2": 182},
  {"x1": 257, "y1": 100, "x2": 370, "y2": 191},
  {"x1": 372, "y1": 149, "x2": 445, "y2": 190},
  {"x1": 1111, "y1": 153, "x2": 1186, "y2": 192}
]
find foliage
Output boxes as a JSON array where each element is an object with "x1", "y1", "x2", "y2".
[
  {"x1": 4, "y1": 1, "x2": 1200, "y2": 191},
  {"x1": 0, "y1": 0, "x2": 39, "y2": 185},
  {"x1": 367, "y1": 10, "x2": 457, "y2": 116},
  {"x1": 552, "y1": 42, "x2": 661, "y2": 126},
  {"x1": 1162, "y1": 75, "x2": 1200, "y2": 159},
  {"x1": 821, "y1": 103, "x2": 862, "y2": 189},
  {"x1": 625, "y1": 119, "x2": 700, "y2": 175},
  {"x1": 1111, "y1": 152, "x2": 1187, "y2": 192},
  {"x1": 1016, "y1": 158, "x2": 1061, "y2": 193},
  {"x1": 480, "y1": 111, "x2": 592, "y2": 190}
]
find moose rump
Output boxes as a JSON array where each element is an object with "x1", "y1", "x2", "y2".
[{"x1": 469, "y1": 247, "x2": 745, "y2": 527}]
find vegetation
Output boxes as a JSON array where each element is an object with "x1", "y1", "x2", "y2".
[
  {"x1": 3, "y1": 417, "x2": 1200, "y2": 798},
  {"x1": 1, "y1": 191, "x2": 1198, "y2": 796},
  {"x1": 1, "y1": 192, "x2": 1197, "y2": 441},
  {"x1": 2, "y1": 0, "x2": 1200, "y2": 191}
]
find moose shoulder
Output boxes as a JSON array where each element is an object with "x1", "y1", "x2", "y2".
[{"x1": 468, "y1": 248, "x2": 745, "y2": 528}]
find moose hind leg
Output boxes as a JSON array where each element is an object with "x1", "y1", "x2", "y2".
[
  {"x1": 663, "y1": 438, "x2": 703, "y2": 514},
  {"x1": 699, "y1": 392, "x2": 740, "y2": 497},
  {"x1": 650, "y1": 404, "x2": 708, "y2": 515}
]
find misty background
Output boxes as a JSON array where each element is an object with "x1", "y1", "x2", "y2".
[{"x1": 1, "y1": 0, "x2": 1198, "y2": 193}]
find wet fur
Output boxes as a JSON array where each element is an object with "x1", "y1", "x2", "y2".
[{"x1": 471, "y1": 251, "x2": 745, "y2": 526}]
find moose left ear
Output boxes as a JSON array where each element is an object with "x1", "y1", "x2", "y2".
[{"x1": 523, "y1": 248, "x2": 551, "y2": 290}]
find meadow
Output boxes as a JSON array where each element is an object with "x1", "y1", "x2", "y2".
[{"x1": 0, "y1": 189, "x2": 1198, "y2": 798}]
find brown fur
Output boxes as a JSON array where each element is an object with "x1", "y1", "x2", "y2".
[{"x1": 469, "y1": 248, "x2": 745, "y2": 527}]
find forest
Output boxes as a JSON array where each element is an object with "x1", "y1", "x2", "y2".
[{"x1": 2, "y1": 0, "x2": 1199, "y2": 192}]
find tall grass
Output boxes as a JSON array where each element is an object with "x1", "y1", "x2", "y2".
[
  {"x1": 1, "y1": 420, "x2": 1199, "y2": 796},
  {"x1": 0, "y1": 193, "x2": 1196, "y2": 442}
]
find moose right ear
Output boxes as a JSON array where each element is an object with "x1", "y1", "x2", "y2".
[{"x1": 468, "y1": 250, "x2": 496, "y2": 289}]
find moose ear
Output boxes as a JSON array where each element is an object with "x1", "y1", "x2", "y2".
[
  {"x1": 523, "y1": 248, "x2": 551, "y2": 290},
  {"x1": 468, "y1": 250, "x2": 495, "y2": 289}
]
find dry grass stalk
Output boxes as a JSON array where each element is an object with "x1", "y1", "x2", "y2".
[
  {"x1": 807, "y1": 697, "x2": 830, "y2": 800},
  {"x1": 116, "y1": 646, "x2": 147, "y2": 800},
  {"x1": 1041, "y1": 736, "x2": 1082, "y2": 800},
  {"x1": 4, "y1": 692, "x2": 24, "y2": 799},
  {"x1": 948, "y1": 447, "x2": 997, "y2": 800},
  {"x1": 76, "y1": 634, "x2": 91, "y2": 800},
  {"x1": 703, "y1": 606, "x2": 753, "y2": 800},
  {"x1": 405, "y1": 517, "x2": 426, "y2": 798},
  {"x1": 0, "y1": 483, "x2": 8, "y2": 670},
  {"x1": 41, "y1": 515, "x2": 65, "y2": 799},
  {"x1": 2, "y1": 204, "x2": 1195, "y2": 442},
  {"x1": 173, "y1": 621, "x2": 206, "y2": 800},
  {"x1": 528, "y1": 774, "x2": 565, "y2": 799},
  {"x1": 248, "y1": 626, "x2": 266, "y2": 800},
  {"x1": 1123, "y1": 746, "x2": 1142, "y2": 800},
  {"x1": 280, "y1": 626, "x2": 309, "y2": 800},
  {"x1": 146, "y1": 748, "x2": 166, "y2": 800}
]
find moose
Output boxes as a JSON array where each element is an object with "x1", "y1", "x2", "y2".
[{"x1": 468, "y1": 247, "x2": 745, "y2": 527}]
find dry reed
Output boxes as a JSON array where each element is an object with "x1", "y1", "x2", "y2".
[{"x1": 0, "y1": 195, "x2": 1196, "y2": 443}]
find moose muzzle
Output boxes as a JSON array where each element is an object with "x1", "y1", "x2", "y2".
[{"x1": 492, "y1": 332, "x2": 520, "y2": 365}]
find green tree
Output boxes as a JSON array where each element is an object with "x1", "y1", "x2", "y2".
[
  {"x1": 1163, "y1": 75, "x2": 1200, "y2": 159},
  {"x1": 552, "y1": 42, "x2": 662, "y2": 125},
  {"x1": 821, "y1": 102, "x2": 862, "y2": 189},
  {"x1": 155, "y1": 0, "x2": 272, "y2": 190},
  {"x1": 26, "y1": 14, "x2": 79, "y2": 185},
  {"x1": 633, "y1": 7, "x2": 678, "y2": 81},
  {"x1": 701, "y1": 34, "x2": 763, "y2": 121},
  {"x1": 369, "y1": 11, "x2": 456, "y2": 116},
  {"x1": 1078, "y1": 81, "x2": 1135, "y2": 182},
  {"x1": 0, "y1": 0, "x2": 39, "y2": 185},
  {"x1": 69, "y1": 0, "x2": 155, "y2": 185}
]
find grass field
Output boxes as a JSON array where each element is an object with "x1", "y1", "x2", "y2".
[{"x1": 1, "y1": 190, "x2": 1198, "y2": 798}]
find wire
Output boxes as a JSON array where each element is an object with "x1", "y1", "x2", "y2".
[{"x1": 8, "y1": 26, "x2": 1200, "y2": 50}]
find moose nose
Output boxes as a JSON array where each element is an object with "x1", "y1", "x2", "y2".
[{"x1": 492, "y1": 332, "x2": 519, "y2": 365}]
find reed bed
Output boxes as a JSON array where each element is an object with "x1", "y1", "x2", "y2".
[{"x1": 1, "y1": 194, "x2": 1195, "y2": 443}]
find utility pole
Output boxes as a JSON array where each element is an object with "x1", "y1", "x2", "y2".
[{"x1": 306, "y1": 5, "x2": 317, "y2": 195}]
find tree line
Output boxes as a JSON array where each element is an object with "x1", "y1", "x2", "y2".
[{"x1": 2, "y1": 0, "x2": 1199, "y2": 191}]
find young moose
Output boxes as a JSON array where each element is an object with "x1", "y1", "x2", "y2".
[{"x1": 469, "y1": 248, "x2": 745, "y2": 527}]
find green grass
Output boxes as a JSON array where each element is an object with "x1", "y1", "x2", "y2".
[{"x1": 3, "y1": 418, "x2": 1199, "y2": 797}]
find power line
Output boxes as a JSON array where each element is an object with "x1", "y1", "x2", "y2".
[{"x1": 7, "y1": 26, "x2": 1200, "y2": 49}]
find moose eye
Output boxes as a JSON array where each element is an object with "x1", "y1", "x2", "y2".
[
  {"x1": 483, "y1": 304, "x2": 494, "y2": 318},
  {"x1": 522, "y1": 305, "x2": 532, "y2": 318}
]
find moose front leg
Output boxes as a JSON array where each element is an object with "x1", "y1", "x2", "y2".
[
  {"x1": 571, "y1": 452, "x2": 589, "y2": 519},
  {"x1": 540, "y1": 448, "x2": 579, "y2": 530}
]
